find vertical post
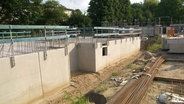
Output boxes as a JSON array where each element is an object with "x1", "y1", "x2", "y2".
[
  {"x1": 171, "y1": 80, "x2": 174, "y2": 97},
  {"x1": 180, "y1": 82, "x2": 182, "y2": 95},
  {"x1": 44, "y1": 26, "x2": 47, "y2": 60},
  {"x1": 0, "y1": 32, "x2": 5, "y2": 57},
  {"x1": 51, "y1": 30, "x2": 54, "y2": 47},
  {"x1": 171, "y1": 17, "x2": 173, "y2": 25},
  {"x1": 159, "y1": 17, "x2": 161, "y2": 25},
  {"x1": 65, "y1": 27, "x2": 68, "y2": 56},
  {"x1": 9, "y1": 25, "x2": 15, "y2": 68}
]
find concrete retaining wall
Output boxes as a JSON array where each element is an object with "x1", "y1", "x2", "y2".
[
  {"x1": 167, "y1": 37, "x2": 184, "y2": 53},
  {"x1": 0, "y1": 48, "x2": 71, "y2": 104},
  {"x1": 77, "y1": 43, "x2": 96, "y2": 72},
  {"x1": 68, "y1": 43, "x2": 78, "y2": 72},
  {"x1": 95, "y1": 37, "x2": 140, "y2": 72},
  {"x1": 77, "y1": 37, "x2": 141, "y2": 72},
  {"x1": 0, "y1": 37, "x2": 141, "y2": 103}
]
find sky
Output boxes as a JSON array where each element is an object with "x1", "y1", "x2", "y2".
[{"x1": 56, "y1": 0, "x2": 144, "y2": 13}]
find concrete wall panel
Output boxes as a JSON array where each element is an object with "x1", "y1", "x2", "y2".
[
  {"x1": 0, "y1": 48, "x2": 72, "y2": 104},
  {"x1": 95, "y1": 37, "x2": 140, "y2": 72},
  {"x1": 0, "y1": 53, "x2": 43, "y2": 104},
  {"x1": 39, "y1": 48, "x2": 70, "y2": 93},
  {"x1": 68, "y1": 43, "x2": 78, "y2": 72},
  {"x1": 0, "y1": 37, "x2": 140, "y2": 103},
  {"x1": 77, "y1": 43, "x2": 96, "y2": 72}
]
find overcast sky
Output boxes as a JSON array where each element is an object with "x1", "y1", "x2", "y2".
[{"x1": 55, "y1": 0, "x2": 144, "y2": 12}]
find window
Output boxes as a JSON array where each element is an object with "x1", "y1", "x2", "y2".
[{"x1": 102, "y1": 47, "x2": 108, "y2": 56}]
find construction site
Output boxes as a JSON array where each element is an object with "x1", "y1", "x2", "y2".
[{"x1": 0, "y1": 24, "x2": 184, "y2": 104}]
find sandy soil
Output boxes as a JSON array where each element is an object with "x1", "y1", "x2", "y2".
[{"x1": 156, "y1": 62, "x2": 184, "y2": 79}]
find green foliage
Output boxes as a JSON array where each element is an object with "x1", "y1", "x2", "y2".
[
  {"x1": 38, "y1": 0, "x2": 68, "y2": 25},
  {"x1": 156, "y1": 0, "x2": 184, "y2": 25},
  {"x1": 0, "y1": 0, "x2": 68, "y2": 25},
  {"x1": 127, "y1": 63, "x2": 144, "y2": 70},
  {"x1": 131, "y1": 3, "x2": 145, "y2": 25},
  {"x1": 147, "y1": 36, "x2": 161, "y2": 51},
  {"x1": 127, "y1": 64, "x2": 133, "y2": 69},
  {"x1": 63, "y1": 92, "x2": 90, "y2": 104},
  {"x1": 0, "y1": 0, "x2": 43, "y2": 24},
  {"x1": 87, "y1": 0, "x2": 106, "y2": 26},
  {"x1": 96, "y1": 84, "x2": 108, "y2": 92},
  {"x1": 75, "y1": 96, "x2": 90, "y2": 104},
  {"x1": 87, "y1": 0, "x2": 132, "y2": 26},
  {"x1": 67, "y1": 9, "x2": 92, "y2": 27},
  {"x1": 111, "y1": 72, "x2": 119, "y2": 77},
  {"x1": 131, "y1": 0, "x2": 159, "y2": 25},
  {"x1": 1, "y1": 0, "x2": 183, "y2": 26}
]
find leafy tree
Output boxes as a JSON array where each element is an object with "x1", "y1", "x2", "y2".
[
  {"x1": 131, "y1": 3, "x2": 145, "y2": 25},
  {"x1": 143, "y1": 0, "x2": 159, "y2": 25},
  {"x1": 38, "y1": 0, "x2": 68, "y2": 25},
  {"x1": 0, "y1": 0, "x2": 30, "y2": 24},
  {"x1": 67, "y1": 9, "x2": 92, "y2": 27},
  {"x1": 119, "y1": 0, "x2": 132, "y2": 24},
  {"x1": 28, "y1": 0, "x2": 43, "y2": 24},
  {"x1": 88, "y1": 0, "x2": 132, "y2": 26},
  {"x1": 88, "y1": 0, "x2": 106, "y2": 26},
  {"x1": 0, "y1": 0, "x2": 43, "y2": 24},
  {"x1": 157, "y1": 0, "x2": 183, "y2": 24},
  {"x1": 131, "y1": 0, "x2": 159, "y2": 25}
]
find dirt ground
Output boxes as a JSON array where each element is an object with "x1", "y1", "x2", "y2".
[
  {"x1": 34, "y1": 52, "x2": 141, "y2": 104},
  {"x1": 141, "y1": 60, "x2": 184, "y2": 104},
  {"x1": 156, "y1": 62, "x2": 184, "y2": 79}
]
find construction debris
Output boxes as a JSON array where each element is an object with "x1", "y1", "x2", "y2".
[
  {"x1": 157, "y1": 92, "x2": 184, "y2": 104},
  {"x1": 110, "y1": 77, "x2": 128, "y2": 86}
]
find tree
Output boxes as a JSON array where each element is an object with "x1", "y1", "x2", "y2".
[
  {"x1": 67, "y1": 9, "x2": 92, "y2": 27},
  {"x1": 38, "y1": 0, "x2": 68, "y2": 25},
  {"x1": 131, "y1": 3, "x2": 145, "y2": 25},
  {"x1": 143, "y1": 0, "x2": 159, "y2": 25},
  {"x1": 0, "y1": 0, "x2": 43, "y2": 25},
  {"x1": 157, "y1": 0, "x2": 183, "y2": 24},
  {"x1": 87, "y1": 0, "x2": 132, "y2": 26},
  {"x1": 119, "y1": 0, "x2": 132, "y2": 24},
  {"x1": 88, "y1": 0, "x2": 106, "y2": 26}
]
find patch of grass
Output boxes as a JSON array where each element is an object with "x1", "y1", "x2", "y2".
[
  {"x1": 96, "y1": 84, "x2": 108, "y2": 92},
  {"x1": 75, "y1": 96, "x2": 90, "y2": 104},
  {"x1": 147, "y1": 36, "x2": 161, "y2": 51},
  {"x1": 127, "y1": 64, "x2": 138, "y2": 70},
  {"x1": 147, "y1": 43, "x2": 161, "y2": 51},
  {"x1": 111, "y1": 72, "x2": 119, "y2": 77},
  {"x1": 127, "y1": 64, "x2": 133, "y2": 69},
  {"x1": 63, "y1": 92, "x2": 90, "y2": 104}
]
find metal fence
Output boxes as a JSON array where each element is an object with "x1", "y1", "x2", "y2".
[
  {"x1": 0, "y1": 37, "x2": 118, "y2": 58},
  {"x1": 0, "y1": 25, "x2": 141, "y2": 58}
]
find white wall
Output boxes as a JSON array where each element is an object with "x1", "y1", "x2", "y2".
[
  {"x1": 77, "y1": 43, "x2": 96, "y2": 72},
  {"x1": 77, "y1": 37, "x2": 141, "y2": 72},
  {"x1": 95, "y1": 37, "x2": 140, "y2": 72},
  {"x1": 68, "y1": 43, "x2": 78, "y2": 72},
  {"x1": 167, "y1": 37, "x2": 184, "y2": 53},
  {"x1": 0, "y1": 53, "x2": 43, "y2": 104},
  {"x1": 0, "y1": 47, "x2": 72, "y2": 104},
  {"x1": 0, "y1": 37, "x2": 141, "y2": 103},
  {"x1": 39, "y1": 49, "x2": 70, "y2": 93}
]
